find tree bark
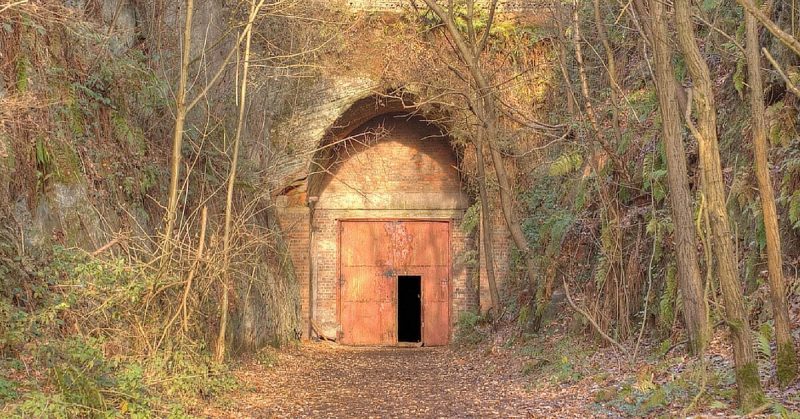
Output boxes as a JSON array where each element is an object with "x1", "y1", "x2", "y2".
[
  {"x1": 162, "y1": 0, "x2": 195, "y2": 260},
  {"x1": 673, "y1": 0, "x2": 765, "y2": 409},
  {"x1": 646, "y1": 0, "x2": 710, "y2": 355},
  {"x1": 215, "y1": 0, "x2": 264, "y2": 363},
  {"x1": 745, "y1": 10, "x2": 798, "y2": 387},
  {"x1": 592, "y1": 0, "x2": 623, "y2": 142},
  {"x1": 571, "y1": 2, "x2": 629, "y2": 181},
  {"x1": 475, "y1": 137, "x2": 501, "y2": 311}
]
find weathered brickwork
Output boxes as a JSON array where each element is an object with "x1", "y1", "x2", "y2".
[{"x1": 277, "y1": 113, "x2": 502, "y2": 340}]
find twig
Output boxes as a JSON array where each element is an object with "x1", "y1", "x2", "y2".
[
  {"x1": 763, "y1": 47, "x2": 800, "y2": 98},
  {"x1": 633, "y1": 189, "x2": 657, "y2": 361},
  {"x1": 0, "y1": 0, "x2": 28, "y2": 14},
  {"x1": 311, "y1": 320, "x2": 336, "y2": 342},
  {"x1": 562, "y1": 278, "x2": 629, "y2": 356},
  {"x1": 91, "y1": 236, "x2": 124, "y2": 256},
  {"x1": 182, "y1": 206, "x2": 208, "y2": 332}
]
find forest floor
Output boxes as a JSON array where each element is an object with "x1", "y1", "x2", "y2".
[
  {"x1": 202, "y1": 342, "x2": 602, "y2": 418},
  {"x1": 203, "y1": 322, "x2": 800, "y2": 418}
]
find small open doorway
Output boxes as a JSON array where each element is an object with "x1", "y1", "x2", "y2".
[{"x1": 397, "y1": 275, "x2": 422, "y2": 343}]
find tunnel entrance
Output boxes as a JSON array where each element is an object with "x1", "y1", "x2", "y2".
[
  {"x1": 397, "y1": 275, "x2": 422, "y2": 343},
  {"x1": 338, "y1": 220, "x2": 451, "y2": 346}
]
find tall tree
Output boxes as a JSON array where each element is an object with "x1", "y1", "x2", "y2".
[
  {"x1": 419, "y1": 0, "x2": 540, "y2": 315},
  {"x1": 474, "y1": 128, "x2": 501, "y2": 311},
  {"x1": 744, "y1": 8, "x2": 798, "y2": 386},
  {"x1": 215, "y1": 0, "x2": 265, "y2": 363},
  {"x1": 673, "y1": 0, "x2": 765, "y2": 409},
  {"x1": 738, "y1": 0, "x2": 800, "y2": 56},
  {"x1": 644, "y1": 0, "x2": 710, "y2": 355},
  {"x1": 162, "y1": 0, "x2": 195, "y2": 260}
]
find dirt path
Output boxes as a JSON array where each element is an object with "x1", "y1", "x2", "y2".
[{"x1": 205, "y1": 342, "x2": 602, "y2": 418}]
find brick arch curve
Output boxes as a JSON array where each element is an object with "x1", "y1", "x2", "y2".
[
  {"x1": 299, "y1": 92, "x2": 480, "y2": 343},
  {"x1": 305, "y1": 90, "x2": 466, "y2": 203}
]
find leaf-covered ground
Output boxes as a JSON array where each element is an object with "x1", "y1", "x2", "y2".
[
  {"x1": 202, "y1": 292, "x2": 800, "y2": 418},
  {"x1": 203, "y1": 342, "x2": 605, "y2": 418}
]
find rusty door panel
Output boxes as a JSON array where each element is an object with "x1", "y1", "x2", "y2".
[
  {"x1": 340, "y1": 222, "x2": 392, "y2": 267},
  {"x1": 422, "y1": 266, "x2": 450, "y2": 346},
  {"x1": 340, "y1": 266, "x2": 397, "y2": 345},
  {"x1": 396, "y1": 221, "x2": 449, "y2": 267},
  {"x1": 339, "y1": 220, "x2": 449, "y2": 346},
  {"x1": 340, "y1": 267, "x2": 393, "y2": 302}
]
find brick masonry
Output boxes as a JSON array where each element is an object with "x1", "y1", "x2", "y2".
[{"x1": 276, "y1": 113, "x2": 509, "y2": 341}]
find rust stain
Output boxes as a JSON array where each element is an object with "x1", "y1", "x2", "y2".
[{"x1": 340, "y1": 220, "x2": 450, "y2": 346}]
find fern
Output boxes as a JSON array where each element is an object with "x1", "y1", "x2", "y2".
[
  {"x1": 658, "y1": 265, "x2": 678, "y2": 331},
  {"x1": 756, "y1": 323, "x2": 773, "y2": 360},
  {"x1": 790, "y1": 191, "x2": 800, "y2": 229},
  {"x1": 549, "y1": 150, "x2": 583, "y2": 177},
  {"x1": 642, "y1": 154, "x2": 667, "y2": 203}
]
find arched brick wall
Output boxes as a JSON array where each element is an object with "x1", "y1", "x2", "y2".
[{"x1": 276, "y1": 110, "x2": 480, "y2": 340}]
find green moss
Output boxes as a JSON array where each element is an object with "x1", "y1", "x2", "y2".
[
  {"x1": 776, "y1": 344, "x2": 798, "y2": 388},
  {"x1": 65, "y1": 94, "x2": 86, "y2": 137},
  {"x1": 15, "y1": 56, "x2": 29, "y2": 93},
  {"x1": 49, "y1": 140, "x2": 82, "y2": 184},
  {"x1": 734, "y1": 361, "x2": 765, "y2": 413}
]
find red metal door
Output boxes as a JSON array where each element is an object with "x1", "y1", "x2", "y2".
[
  {"x1": 339, "y1": 221, "x2": 397, "y2": 345},
  {"x1": 421, "y1": 266, "x2": 450, "y2": 345},
  {"x1": 339, "y1": 220, "x2": 450, "y2": 346}
]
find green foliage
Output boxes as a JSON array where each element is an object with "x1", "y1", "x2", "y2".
[
  {"x1": 549, "y1": 150, "x2": 583, "y2": 177},
  {"x1": 733, "y1": 58, "x2": 746, "y2": 98},
  {"x1": 0, "y1": 246, "x2": 238, "y2": 416},
  {"x1": 45, "y1": 338, "x2": 115, "y2": 412},
  {"x1": 517, "y1": 334, "x2": 592, "y2": 385},
  {"x1": 658, "y1": 264, "x2": 678, "y2": 332},
  {"x1": 755, "y1": 322, "x2": 773, "y2": 360},
  {"x1": 605, "y1": 359, "x2": 734, "y2": 415},
  {"x1": 0, "y1": 375, "x2": 19, "y2": 403},
  {"x1": 15, "y1": 56, "x2": 30, "y2": 92},
  {"x1": 627, "y1": 88, "x2": 659, "y2": 122},
  {"x1": 787, "y1": 190, "x2": 800, "y2": 229},
  {"x1": 454, "y1": 311, "x2": 489, "y2": 346},
  {"x1": 34, "y1": 137, "x2": 54, "y2": 190},
  {"x1": 460, "y1": 202, "x2": 480, "y2": 235},
  {"x1": 642, "y1": 153, "x2": 667, "y2": 204},
  {"x1": 701, "y1": 0, "x2": 719, "y2": 12}
]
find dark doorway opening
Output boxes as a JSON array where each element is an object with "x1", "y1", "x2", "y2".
[{"x1": 397, "y1": 275, "x2": 422, "y2": 343}]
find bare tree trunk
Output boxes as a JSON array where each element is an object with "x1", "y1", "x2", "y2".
[
  {"x1": 420, "y1": 0, "x2": 539, "y2": 315},
  {"x1": 592, "y1": 0, "x2": 622, "y2": 142},
  {"x1": 646, "y1": 0, "x2": 710, "y2": 355},
  {"x1": 162, "y1": 0, "x2": 195, "y2": 260},
  {"x1": 474, "y1": 138, "x2": 501, "y2": 311},
  {"x1": 673, "y1": 0, "x2": 765, "y2": 409},
  {"x1": 745, "y1": 10, "x2": 798, "y2": 387},
  {"x1": 215, "y1": 0, "x2": 264, "y2": 363},
  {"x1": 571, "y1": 2, "x2": 629, "y2": 181},
  {"x1": 571, "y1": 1, "x2": 629, "y2": 335}
]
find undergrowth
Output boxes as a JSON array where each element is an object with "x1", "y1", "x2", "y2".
[{"x1": 0, "y1": 243, "x2": 236, "y2": 417}]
